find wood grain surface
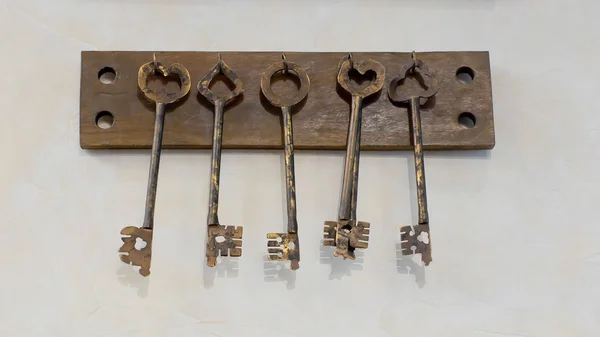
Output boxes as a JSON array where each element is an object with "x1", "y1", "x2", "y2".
[{"x1": 80, "y1": 51, "x2": 494, "y2": 150}]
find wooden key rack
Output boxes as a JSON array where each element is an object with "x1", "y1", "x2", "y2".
[{"x1": 80, "y1": 51, "x2": 494, "y2": 150}]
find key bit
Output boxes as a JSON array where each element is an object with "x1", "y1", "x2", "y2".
[
  {"x1": 198, "y1": 54, "x2": 245, "y2": 267},
  {"x1": 267, "y1": 233, "x2": 300, "y2": 271},
  {"x1": 324, "y1": 54, "x2": 385, "y2": 260},
  {"x1": 206, "y1": 225, "x2": 243, "y2": 267},
  {"x1": 118, "y1": 55, "x2": 191, "y2": 277},
  {"x1": 261, "y1": 54, "x2": 310, "y2": 270},
  {"x1": 388, "y1": 51, "x2": 439, "y2": 266}
]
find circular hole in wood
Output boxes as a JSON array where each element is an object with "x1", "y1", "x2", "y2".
[
  {"x1": 98, "y1": 67, "x2": 116, "y2": 84},
  {"x1": 456, "y1": 67, "x2": 475, "y2": 83},
  {"x1": 458, "y1": 112, "x2": 476, "y2": 128},
  {"x1": 95, "y1": 111, "x2": 114, "y2": 129}
]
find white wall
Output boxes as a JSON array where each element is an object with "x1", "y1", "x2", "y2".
[{"x1": 1, "y1": 0, "x2": 599, "y2": 336}]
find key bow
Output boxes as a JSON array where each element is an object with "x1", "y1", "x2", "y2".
[
  {"x1": 337, "y1": 56, "x2": 385, "y2": 98},
  {"x1": 260, "y1": 60, "x2": 310, "y2": 108},
  {"x1": 138, "y1": 60, "x2": 191, "y2": 104},
  {"x1": 388, "y1": 57, "x2": 439, "y2": 104},
  {"x1": 198, "y1": 56, "x2": 245, "y2": 105}
]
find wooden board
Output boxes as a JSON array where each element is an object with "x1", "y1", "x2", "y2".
[{"x1": 80, "y1": 51, "x2": 494, "y2": 150}]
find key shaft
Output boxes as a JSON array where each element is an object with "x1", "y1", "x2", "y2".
[
  {"x1": 409, "y1": 97, "x2": 429, "y2": 225},
  {"x1": 207, "y1": 99, "x2": 224, "y2": 226},
  {"x1": 339, "y1": 95, "x2": 363, "y2": 222},
  {"x1": 142, "y1": 102, "x2": 166, "y2": 229},
  {"x1": 282, "y1": 106, "x2": 298, "y2": 233}
]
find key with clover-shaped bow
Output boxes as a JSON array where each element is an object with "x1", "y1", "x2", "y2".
[
  {"x1": 323, "y1": 54, "x2": 385, "y2": 260},
  {"x1": 388, "y1": 52, "x2": 439, "y2": 266},
  {"x1": 198, "y1": 55, "x2": 245, "y2": 267},
  {"x1": 262, "y1": 55, "x2": 310, "y2": 270},
  {"x1": 119, "y1": 55, "x2": 191, "y2": 276}
]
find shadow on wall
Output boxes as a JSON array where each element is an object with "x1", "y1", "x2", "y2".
[
  {"x1": 263, "y1": 256, "x2": 297, "y2": 290},
  {"x1": 396, "y1": 243, "x2": 426, "y2": 288},
  {"x1": 320, "y1": 243, "x2": 364, "y2": 280},
  {"x1": 117, "y1": 264, "x2": 150, "y2": 298},
  {"x1": 202, "y1": 257, "x2": 240, "y2": 289}
]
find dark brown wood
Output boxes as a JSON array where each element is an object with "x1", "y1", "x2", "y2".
[{"x1": 80, "y1": 51, "x2": 494, "y2": 150}]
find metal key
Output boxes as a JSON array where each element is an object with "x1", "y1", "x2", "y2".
[
  {"x1": 388, "y1": 52, "x2": 439, "y2": 266},
  {"x1": 323, "y1": 54, "x2": 385, "y2": 260},
  {"x1": 198, "y1": 55, "x2": 245, "y2": 267},
  {"x1": 261, "y1": 55, "x2": 310, "y2": 270},
  {"x1": 118, "y1": 55, "x2": 191, "y2": 276}
]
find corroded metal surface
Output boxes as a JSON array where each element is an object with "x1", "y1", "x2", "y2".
[
  {"x1": 119, "y1": 226, "x2": 153, "y2": 277},
  {"x1": 118, "y1": 57, "x2": 191, "y2": 276},
  {"x1": 206, "y1": 225, "x2": 243, "y2": 267},
  {"x1": 262, "y1": 56, "x2": 309, "y2": 270},
  {"x1": 199, "y1": 56, "x2": 245, "y2": 267},
  {"x1": 400, "y1": 224, "x2": 432, "y2": 266},
  {"x1": 324, "y1": 55, "x2": 383, "y2": 260},
  {"x1": 389, "y1": 52, "x2": 438, "y2": 266},
  {"x1": 267, "y1": 233, "x2": 300, "y2": 271}
]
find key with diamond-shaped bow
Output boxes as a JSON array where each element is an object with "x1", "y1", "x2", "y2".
[
  {"x1": 323, "y1": 54, "x2": 385, "y2": 260},
  {"x1": 118, "y1": 55, "x2": 191, "y2": 276},
  {"x1": 198, "y1": 55, "x2": 245, "y2": 267},
  {"x1": 388, "y1": 52, "x2": 439, "y2": 266},
  {"x1": 261, "y1": 55, "x2": 310, "y2": 270}
]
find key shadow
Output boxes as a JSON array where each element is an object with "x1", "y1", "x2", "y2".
[
  {"x1": 202, "y1": 257, "x2": 240, "y2": 289},
  {"x1": 263, "y1": 256, "x2": 297, "y2": 290},
  {"x1": 116, "y1": 264, "x2": 150, "y2": 298},
  {"x1": 319, "y1": 242, "x2": 364, "y2": 280},
  {"x1": 395, "y1": 243, "x2": 426, "y2": 288}
]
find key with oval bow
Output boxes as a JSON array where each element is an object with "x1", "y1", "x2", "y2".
[{"x1": 262, "y1": 55, "x2": 310, "y2": 270}]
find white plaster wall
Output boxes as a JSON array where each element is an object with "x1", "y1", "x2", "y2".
[{"x1": 1, "y1": 0, "x2": 599, "y2": 336}]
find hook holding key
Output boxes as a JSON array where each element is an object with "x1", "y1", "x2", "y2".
[
  {"x1": 198, "y1": 54, "x2": 245, "y2": 268},
  {"x1": 388, "y1": 52, "x2": 439, "y2": 266},
  {"x1": 120, "y1": 57, "x2": 191, "y2": 276},
  {"x1": 261, "y1": 57, "x2": 310, "y2": 270},
  {"x1": 324, "y1": 55, "x2": 385, "y2": 260}
]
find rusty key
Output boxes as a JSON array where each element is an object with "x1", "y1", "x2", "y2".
[
  {"x1": 198, "y1": 55, "x2": 245, "y2": 267},
  {"x1": 388, "y1": 52, "x2": 439, "y2": 266},
  {"x1": 323, "y1": 54, "x2": 385, "y2": 260},
  {"x1": 118, "y1": 55, "x2": 191, "y2": 276},
  {"x1": 261, "y1": 55, "x2": 310, "y2": 270}
]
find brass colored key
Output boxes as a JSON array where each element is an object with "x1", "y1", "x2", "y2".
[
  {"x1": 262, "y1": 55, "x2": 310, "y2": 270},
  {"x1": 323, "y1": 54, "x2": 385, "y2": 260},
  {"x1": 119, "y1": 55, "x2": 191, "y2": 276},
  {"x1": 388, "y1": 52, "x2": 439, "y2": 266},
  {"x1": 198, "y1": 55, "x2": 245, "y2": 267}
]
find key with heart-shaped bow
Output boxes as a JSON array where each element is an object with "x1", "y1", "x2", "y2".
[
  {"x1": 118, "y1": 55, "x2": 191, "y2": 277},
  {"x1": 388, "y1": 52, "x2": 439, "y2": 266},
  {"x1": 198, "y1": 55, "x2": 245, "y2": 267},
  {"x1": 323, "y1": 54, "x2": 385, "y2": 260},
  {"x1": 261, "y1": 55, "x2": 310, "y2": 270}
]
